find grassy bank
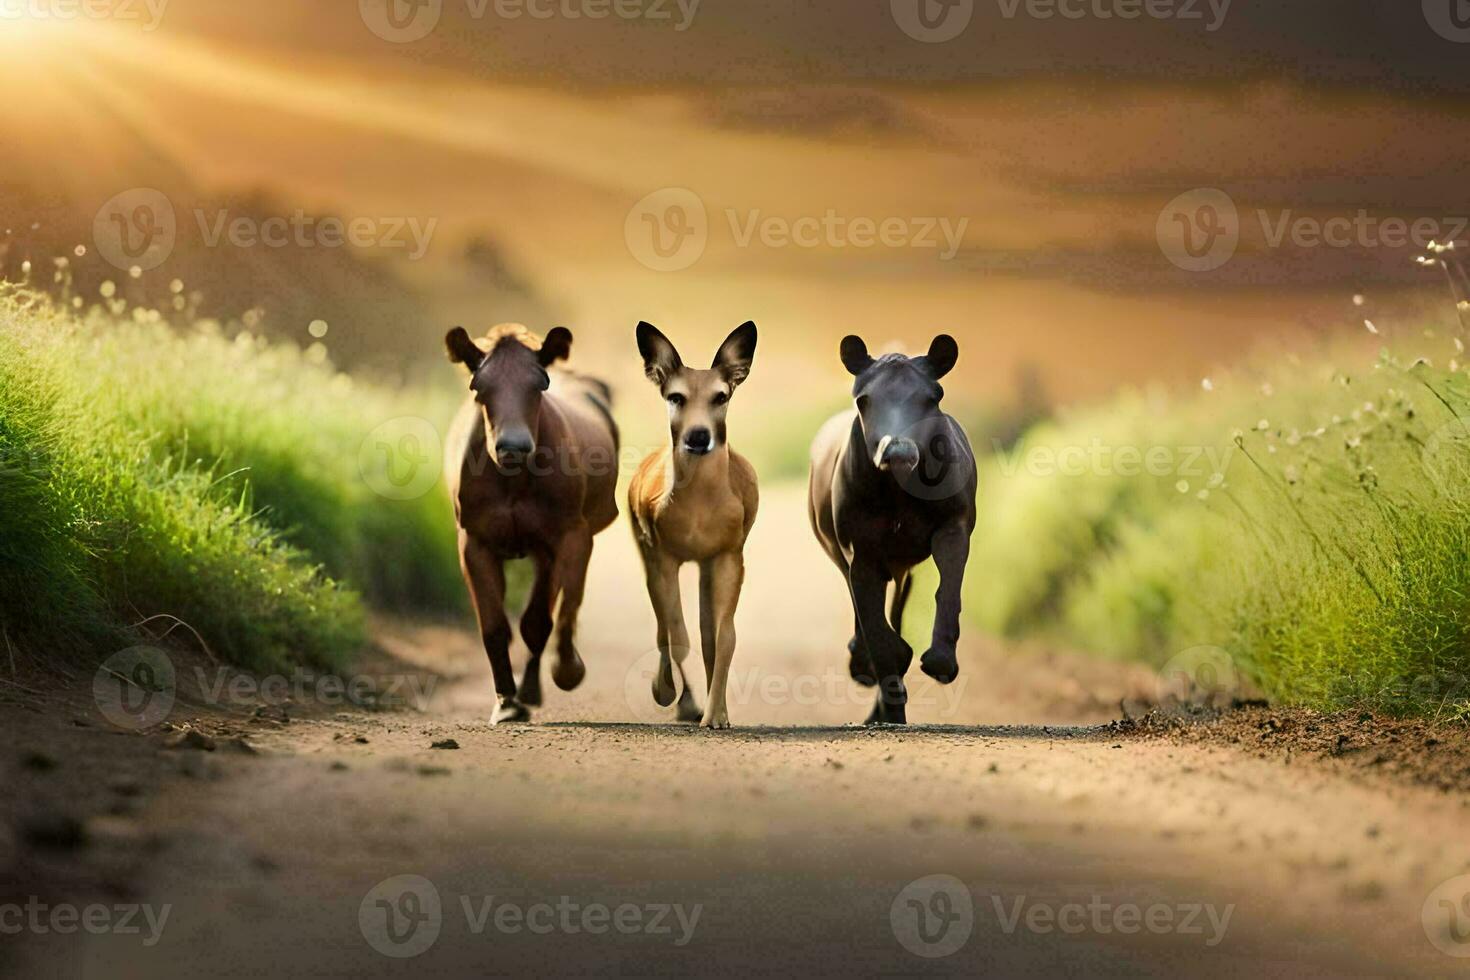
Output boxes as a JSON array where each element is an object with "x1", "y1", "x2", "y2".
[
  {"x1": 967, "y1": 312, "x2": 1470, "y2": 717},
  {"x1": 0, "y1": 286, "x2": 465, "y2": 673}
]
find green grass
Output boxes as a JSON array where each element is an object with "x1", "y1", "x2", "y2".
[
  {"x1": 0, "y1": 286, "x2": 467, "y2": 673},
  {"x1": 966, "y1": 322, "x2": 1470, "y2": 717}
]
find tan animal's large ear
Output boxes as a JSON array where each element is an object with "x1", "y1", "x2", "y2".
[
  {"x1": 712, "y1": 320, "x2": 757, "y2": 390},
  {"x1": 538, "y1": 327, "x2": 573, "y2": 367},
  {"x1": 840, "y1": 335, "x2": 874, "y2": 377},
  {"x1": 445, "y1": 327, "x2": 484, "y2": 372},
  {"x1": 920, "y1": 334, "x2": 959, "y2": 380},
  {"x1": 636, "y1": 321, "x2": 683, "y2": 386}
]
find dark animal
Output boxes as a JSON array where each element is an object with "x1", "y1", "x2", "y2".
[
  {"x1": 807, "y1": 334, "x2": 977, "y2": 725},
  {"x1": 444, "y1": 323, "x2": 620, "y2": 724}
]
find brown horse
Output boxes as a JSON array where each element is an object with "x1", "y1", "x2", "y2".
[{"x1": 444, "y1": 324, "x2": 620, "y2": 724}]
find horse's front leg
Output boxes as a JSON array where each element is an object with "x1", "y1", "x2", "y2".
[
  {"x1": 460, "y1": 533, "x2": 527, "y2": 724},
  {"x1": 550, "y1": 522, "x2": 593, "y2": 691},
  {"x1": 849, "y1": 557, "x2": 911, "y2": 725},
  {"x1": 920, "y1": 521, "x2": 969, "y2": 685},
  {"x1": 516, "y1": 546, "x2": 557, "y2": 707}
]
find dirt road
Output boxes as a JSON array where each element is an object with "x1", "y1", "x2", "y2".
[{"x1": 5, "y1": 487, "x2": 1470, "y2": 977}]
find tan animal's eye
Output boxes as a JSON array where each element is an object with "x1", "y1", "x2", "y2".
[
  {"x1": 711, "y1": 392, "x2": 729, "y2": 407},
  {"x1": 667, "y1": 393, "x2": 686, "y2": 408}
]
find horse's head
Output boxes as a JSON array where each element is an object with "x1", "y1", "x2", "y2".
[
  {"x1": 445, "y1": 324, "x2": 573, "y2": 469},
  {"x1": 839, "y1": 333, "x2": 959, "y2": 476},
  {"x1": 636, "y1": 320, "x2": 757, "y2": 458}
]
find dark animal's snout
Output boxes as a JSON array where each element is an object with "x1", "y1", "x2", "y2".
[
  {"x1": 877, "y1": 436, "x2": 919, "y2": 471},
  {"x1": 683, "y1": 427, "x2": 713, "y2": 455},
  {"x1": 496, "y1": 433, "x2": 534, "y2": 462}
]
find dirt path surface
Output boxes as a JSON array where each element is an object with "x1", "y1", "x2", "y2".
[{"x1": 5, "y1": 487, "x2": 1470, "y2": 977}]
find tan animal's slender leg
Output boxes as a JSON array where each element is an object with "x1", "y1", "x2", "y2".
[
  {"x1": 550, "y1": 523, "x2": 592, "y2": 691},
  {"x1": 644, "y1": 551, "x2": 690, "y2": 708},
  {"x1": 697, "y1": 559, "x2": 717, "y2": 687},
  {"x1": 460, "y1": 533, "x2": 528, "y2": 724},
  {"x1": 701, "y1": 551, "x2": 744, "y2": 729},
  {"x1": 516, "y1": 548, "x2": 556, "y2": 707}
]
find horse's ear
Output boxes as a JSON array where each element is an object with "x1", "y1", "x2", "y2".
[
  {"x1": 636, "y1": 321, "x2": 683, "y2": 386},
  {"x1": 921, "y1": 334, "x2": 959, "y2": 380},
  {"x1": 538, "y1": 327, "x2": 573, "y2": 367},
  {"x1": 840, "y1": 335, "x2": 873, "y2": 377},
  {"x1": 712, "y1": 320, "x2": 757, "y2": 390},
  {"x1": 445, "y1": 327, "x2": 484, "y2": 371}
]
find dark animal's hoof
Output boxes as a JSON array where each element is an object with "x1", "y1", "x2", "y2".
[
  {"x1": 675, "y1": 688, "x2": 703, "y2": 724},
  {"x1": 651, "y1": 654, "x2": 678, "y2": 707},
  {"x1": 552, "y1": 649, "x2": 586, "y2": 692},
  {"x1": 920, "y1": 647, "x2": 959, "y2": 685},
  {"x1": 492, "y1": 699, "x2": 532, "y2": 725},
  {"x1": 847, "y1": 637, "x2": 876, "y2": 687},
  {"x1": 518, "y1": 668, "x2": 543, "y2": 707}
]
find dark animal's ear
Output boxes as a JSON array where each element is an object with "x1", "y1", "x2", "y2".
[
  {"x1": 921, "y1": 334, "x2": 959, "y2": 380},
  {"x1": 538, "y1": 327, "x2": 572, "y2": 367},
  {"x1": 636, "y1": 321, "x2": 682, "y2": 386},
  {"x1": 712, "y1": 320, "x2": 757, "y2": 390},
  {"x1": 445, "y1": 327, "x2": 484, "y2": 372},
  {"x1": 840, "y1": 335, "x2": 873, "y2": 377}
]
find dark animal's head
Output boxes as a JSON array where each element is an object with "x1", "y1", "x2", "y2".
[
  {"x1": 840, "y1": 334, "x2": 959, "y2": 475},
  {"x1": 636, "y1": 320, "x2": 757, "y2": 458},
  {"x1": 445, "y1": 324, "x2": 572, "y2": 468}
]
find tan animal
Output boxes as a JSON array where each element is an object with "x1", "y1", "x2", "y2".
[{"x1": 628, "y1": 321, "x2": 759, "y2": 729}]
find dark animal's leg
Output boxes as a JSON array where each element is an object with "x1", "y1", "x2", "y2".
[
  {"x1": 921, "y1": 522, "x2": 970, "y2": 684},
  {"x1": 890, "y1": 571, "x2": 913, "y2": 635},
  {"x1": 460, "y1": 534, "x2": 527, "y2": 724},
  {"x1": 849, "y1": 560, "x2": 910, "y2": 725},
  {"x1": 550, "y1": 524, "x2": 593, "y2": 691},
  {"x1": 517, "y1": 548, "x2": 556, "y2": 707}
]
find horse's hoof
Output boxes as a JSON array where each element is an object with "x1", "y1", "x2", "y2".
[
  {"x1": 848, "y1": 637, "x2": 877, "y2": 687},
  {"x1": 518, "y1": 673, "x2": 543, "y2": 707},
  {"x1": 492, "y1": 699, "x2": 532, "y2": 725},
  {"x1": 551, "y1": 648, "x2": 585, "y2": 691},
  {"x1": 699, "y1": 710, "x2": 731, "y2": 730},
  {"x1": 651, "y1": 672, "x2": 677, "y2": 708},
  {"x1": 675, "y1": 690, "x2": 703, "y2": 724},
  {"x1": 920, "y1": 647, "x2": 960, "y2": 685}
]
